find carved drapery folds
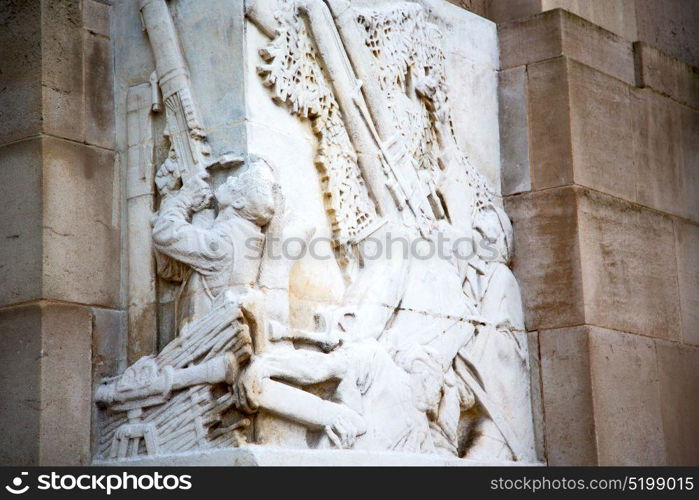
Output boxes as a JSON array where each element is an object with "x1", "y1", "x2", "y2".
[{"x1": 97, "y1": 0, "x2": 536, "y2": 464}]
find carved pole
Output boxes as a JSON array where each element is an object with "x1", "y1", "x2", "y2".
[{"x1": 139, "y1": 0, "x2": 212, "y2": 184}]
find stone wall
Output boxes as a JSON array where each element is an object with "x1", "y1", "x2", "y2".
[
  {"x1": 0, "y1": 0, "x2": 696, "y2": 466},
  {"x1": 495, "y1": 9, "x2": 699, "y2": 465},
  {"x1": 0, "y1": 0, "x2": 123, "y2": 465}
]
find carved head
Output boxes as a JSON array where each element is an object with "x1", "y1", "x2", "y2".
[
  {"x1": 474, "y1": 203, "x2": 513, "y2": 264},
  {"x1": 215, "y1": 156, "x2": 279, "y2": 226}
]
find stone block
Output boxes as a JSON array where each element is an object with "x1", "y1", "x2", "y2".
[
  {"x1": 588, "y1": 327, "x2": 666, "y2": 465},
  {"x1": 504, "y1": 187, "x2": 584, "y2": 331},
  {"x1": 0, "y1": 304, "x2": 42, "y2": 465},
  {"x1": 568, "y1": 59, "x2": 636, "y2": 202},
  {"x1": 500, "y1": 10, "x2": 635, "y2": 85},
  {"x1": 0, "y1": 139, "x2": 43, "y2": 308},
  {"x1": 85, "y1": 33, "x2": 115, "y2": 149},
  {"x1": 526, "y1": 57, "x2": 573, "y2": 190},
  {"x1": 674, "y1": 219, "x2": 699, "y2": 346},
  {"x1": 633, "y1": 88, "x2": 686, "y2": 218},
  {"x1": 39, "y1": 303, "x2": 93, "y2": 465},
  {"x1": 527, "y1": 331, "x2": 545, "y2": 461},
  {"x1": 41, "y1": 0, "x2": 85, "y2": 143},
  {"x1": 42, "y1": 137, "x2": 120, "y2": 308},
  {"x1": 487, "y1": 0, "x2": 542, "y2": 23},
  {"x1": 656, "y1": 341, "x2": 699, "y2": 465},
  {"x1": 679, "y1": 104, "x2": 699, "y2": 222},
  {"x1": 0, "y1": 302, "x2": 93, "y2": 465},
  {"x1": 635, "y1": 42, "x2": 699, "y2": 110},
  {"x1": 542, "y1": 0, "x2": 638, "y2": 42},
  {"x1": 83, "y1": 0, "x2": 111, "y2": 37},
  {"x1": 578, "y1": 189, "x2": 681, "y2": 340},
  {"x1": 635, "y1": 0, "x2": 699, "y2": 68},
  {"x1": 499, "y1": 66, "x2": 531, "y2": 195},
  {"x1": 0, "y1": 0, "x2": 42, "y2": 145},
  {"x1": 92, "y1": 307, "x2": 126, "y2": 380},
  {"x1": 539, "y1": 326, "x2": 596, "y2": 465}
]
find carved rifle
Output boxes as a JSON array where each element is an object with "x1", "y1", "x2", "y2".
[{"x1": 139, "y1": 0, "x2": 239, "y2": 187}]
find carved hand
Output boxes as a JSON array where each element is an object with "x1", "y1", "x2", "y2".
[
  {"x1": 324, "y1": 414, "x2": 359, "y2": 449},
  {"x1": 233, "y1": 355, "x2": 270, "y2": 414},
  {"x1": 182, "y1": 175, "x2": 213, "y2": 212}
]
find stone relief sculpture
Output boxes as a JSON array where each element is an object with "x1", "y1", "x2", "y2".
[{"x1": 96, "y1": 0, "x2": 537, "y2": 464}]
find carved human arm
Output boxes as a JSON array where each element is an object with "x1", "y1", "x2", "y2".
[
  {"x1": 151, "y1": 182, "x2": 229, "y2": 274},
  {"x1": 233, "y1": 348, "x2": 366, "y2": 448}
]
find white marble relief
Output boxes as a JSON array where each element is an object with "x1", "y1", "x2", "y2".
[{"x1": 96, "y1": 0, "x2": 536, "y2": 464}]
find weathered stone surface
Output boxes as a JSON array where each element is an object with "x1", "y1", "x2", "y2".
[
  {"x1": 0, "y1": 304, "x2": 42, "y2": 465},
  {"x1": 499, "y1": 66, "x2": 531, "y2": 195},
  {"x1": 588, "y1": 327, "x2": 666, "y2": 465},
  {"x1": 568, "y1": 59, "x2": 636, "y2": 202},
  {"x1": 526, "y1": 57, "x2": 573, "y2": 190},
  {"x1": 633, "y1": 88, "x2": 686, "y2": 218},
  {"x1": 0, "y1": 139, "x2": 43, "y2": 308},
  {"x1": 500, "y1": 10, "x2": 635, "y2": 85},
  {"x1": 539, "y1": 326, "x2": 597, "y2": 465},
  {"x1": 487, "y1": 0, "x2": 542, "y2": 23},
  {"x1": 39, "y1": 303, "x2": 93, "y2": 465},
  {"x1": 92, "y1": 307, "x2": 127, "y2": 380},
  {"x1": 505, "y1": 187, "x2": 584, "y2": 331},
  {"x1": 42, "y1": 137, "x2": 120, "y2": 308},
  {"x1": 635, "y1": 0, "x2": 699, "y2": 68},
  {"x1": 85, "y1": 33, "x2": 115, "y2": 149},
  {"x1": 578, "y1": 189, "x2": 681, "y2": 340},
  {"x1": 0, "y1": 302, "x2": 93, "y2": 465},
  {"x1": 83, "y1": 0, "x2": 111, "y2": 37},
  {"x1": 41, "y1": 0, "x2": 85, "y2": 143},
  {"x1": 542, "y1": 0, "x2": 638, "y2": 42},
  {"x1": 679, "y1": 104, "x2": 699, "y2": 223},
  {"x1": 674, "y1": 219, "x2": 699, "y2": 346},
  {"x1": 656, "y1": 341, "x2": 699, "y2": 465},
  {"x1": 527, "y1": 331, "x2": 545, "y2": 461},
  {"x1": 635, "y1": 42, "x2": 699, "y2": 110},
  {"x1": 0, "y1": 1, "x2": 42, "y2": 145}
]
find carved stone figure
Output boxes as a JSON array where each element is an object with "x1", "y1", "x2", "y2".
[{"x1": 96, "y1": 0, "x2": 537, "y2": 464}]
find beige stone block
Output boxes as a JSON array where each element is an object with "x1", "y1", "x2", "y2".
[
  {"x1": 656, "y1": 341, "x2": 699, "y2": 465},
  {"x1": 539, "y1": 326, "x2": 596, "y2": 465},
  {"x1": 588, "y1": 328, "x2": 666, "y2": 465},
  {"x1": 679, "y1": 105, "x2": 699, "y2": 223},
  {"x1": 568, "y1": 59, "x2": 636, "y2": 202},
  {"x1": 42, "y1": 137, "x2": 120, "y2": 308},
  {"x1": 0, "y1": 139, "x2": 43, "y2": 308},
  {"x1": 85, "y1": 33, "x2": 115, "y2": 149},
  {"x1": 0, "y1": 0, "x2": 42, "y2": 145},
  {"x1": 500, "y1": 10, "x2": 635, "y2": 85},
  {"x1": 92, "y1": 307, "x2": 126, "y2": 380},
  {"x1": 635, "y1": 42, "x2": 699, "y2": 110},
  {"x1": 527, "y1": 331, "x2": 545, "y2": 461},
  {"x1": 0, "y1": 304, "x2": 42, "y2": 465},
  {"x1": 83, "y1": 0, "x2": 111, "y2": 37},
  {"x1": 39, "y1": 303, "x2": 93, "y2": 465},
  {"x1": 499, "y1": 66, "x2": 531, "y2": 195},
  {"x1": 41, "y1": 0, "x2": 85, "y2": 143},
  {"x1": 578, "y1": 189, "x2": 681, "y2": 340},
  {"x1": 504, "y1": 187, "x2": 584, "y2": 330},
  {"x1": 499, "y1": 10, "x2": 562, "y2": 70},
  {"x1": 633, "y1": 89, "x2": 686, "y2": 218},
  {"x1": 487, "y1": 0, "x2": 542, "y2": 23},
  {"x1": 542, "y1": 0, "x2": 638, "y2": 42},
  {"x1": 128, "y1": 302, "x2": 158, "y2": 365},
  {"x1": 526, "y1": 57, "x2": 573, "y2": 190},
  {"x1": 635, "y1": 0, "x2": 699, "y2": 68},
  {"x1": 674, "y1": 219, "x2": 699, "y2": 346},
  {"x1": 0, "y1": 302, "x2": 93, "y2": 465}
]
